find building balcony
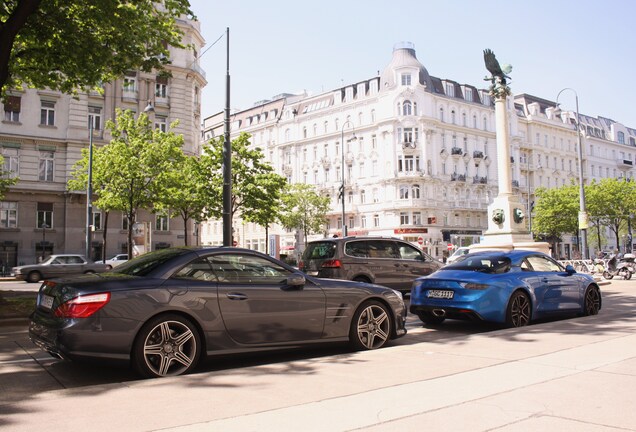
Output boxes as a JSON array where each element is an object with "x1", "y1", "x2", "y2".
[
  {"x1": 617, "y1": 158, "x2": 634, "y2": 170},
  {"x1": 472, "y1": 176, "x2": 488, "y2": 184},
  {"x1": 450, "y1": 173, "x2": 466, "y2": 182},
  {"x1": 451, "y1": 147, "x2": 464, "y2": 156},
  {"x1": 321, "y1": 156, "x2": 331, "y2": 167},
  {"x1": 512, "y1": 180, "x2": 520, "y2": 188},
  {"x1": 402, "y1": 141, "x2": 417, "y2": 149},
  {"x1": 473, "y1": 150, "x2": 484, "y2": 159}
]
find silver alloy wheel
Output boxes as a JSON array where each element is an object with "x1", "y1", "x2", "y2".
[
  {"x1": 142, "y1": 320, "x2": 197, "y2": 377},
  {"x1": 507, "y1": 292, "x2": 531, "y2": 327},
  {"x1": 356, "y1": 304, "x2": 390, "y2": 349},
  {"x1": 584, "y1": 286, "x2": 601, "y2": 316}
]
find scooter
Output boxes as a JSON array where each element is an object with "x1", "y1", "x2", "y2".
[
  {"x1": 619, "y1": 253, "x2": 636, "y2": 275},
  {"x1": 603, "y1": 254, "x2": 632, "y2": 280}
]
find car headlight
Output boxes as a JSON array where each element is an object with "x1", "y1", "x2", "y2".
[{"x1": 459, "y1": 282, "x2": 490, "y2": 290}]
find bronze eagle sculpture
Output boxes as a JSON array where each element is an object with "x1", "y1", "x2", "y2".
[{"x1": 483, "y1": 49, "x2": 512, "y2": 85}]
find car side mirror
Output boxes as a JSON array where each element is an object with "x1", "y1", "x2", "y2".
[
  {"x1": 565, "y1": 264, "x2": 576, "y2": 275},
  {"x1": 286, "y1": 273, "x2": 306, "y2": 287}
]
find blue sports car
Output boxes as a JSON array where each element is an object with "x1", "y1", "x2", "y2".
[{"x1": 410, "y1": 250, "x2": 601, "y2": 327}]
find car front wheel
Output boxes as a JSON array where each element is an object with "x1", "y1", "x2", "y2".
[
  {"x1": 26, "y1": 271, "x2": 42, "y2": 283},
  {"x1": 505, "y1": 291, "x2": 531, "y2": 327},
  {"x1": 350, "y1": 300, "x2": 392, "y2": 350},
  {"x1": 582, "y1": 286, "x2": 601, "y2": 316},
  {"x1": 132, "y1": 314, "x2": 201, "y2": 378}
]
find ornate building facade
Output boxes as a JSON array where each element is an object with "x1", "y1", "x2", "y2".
[
  {"x1": 202, "y1": 42, "x2": 635, "y2": 261},
  {"x1": 0, "y1": 17, "x2": 206, "y2": 268}
]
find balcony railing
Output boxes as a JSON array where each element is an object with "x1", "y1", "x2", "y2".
[
  {"x1": 512, "y1": 180, "x2": 520, "y2": 188},
  {"x1": 472, "y1": 176, "x2": 488, "y2": 184},
  {"x1": 473, "y1": 150, "x2": 484, "y2": 159},
  {"x1": 451, "y1": 147, "x2": 464, "y2": 156},
  {"x1": 451, "y1": 173, "x2": 466, "y2": 182},
  {"x1": 617, "y1": 158, "x2": 634, "y2": 170}
]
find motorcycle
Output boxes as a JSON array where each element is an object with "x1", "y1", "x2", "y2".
[
  {"x1": 602, "y1": 254, "x2": 632, "y2": 280},
  {"x1": 619, "y1": 253, "x2": 636, "y2": 275}
]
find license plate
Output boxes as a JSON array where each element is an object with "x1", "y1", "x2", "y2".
[
  {"x1": 427, "y1": 289, "x2": 454, "y2": 299},
  {"x1": 40, "y1": 294, "x2": 54, "y2": 310},
  {"x1": 307, "y1": 271, "x2": 319, "y2": 276}
]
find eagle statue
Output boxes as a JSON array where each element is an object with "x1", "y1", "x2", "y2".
[{"x1": 483, "y1": 49, "x2": 512, "y2": 85}]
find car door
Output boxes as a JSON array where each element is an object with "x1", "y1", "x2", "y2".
[
  {"x1": 213, "y1": 253, "x2": 327, "y2": 345},
  {"x1": 364, "y1": 240, "x2": 403, "y2": 289},
  {"x1": 526, "y1": 255, "x2": 581, "y2": 312},
  {"x1": 395, "y1": 242, "x2": 440, "y2": 291}
]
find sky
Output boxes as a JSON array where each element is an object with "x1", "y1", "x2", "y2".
[{"x1": 189, "y1": 0, "x2": 635, "y2": 125}]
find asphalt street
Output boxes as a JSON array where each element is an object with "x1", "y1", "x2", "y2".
[{"x1": 1, "y1": 279, "x2": 635, "y2": 431}]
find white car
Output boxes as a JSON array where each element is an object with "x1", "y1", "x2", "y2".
[
  {"x1": 104, "y1": 254, "x2": 128, "y2": 268},
  {"x1": 446, "y1": 247, "x2": 470, "y2": 264}
]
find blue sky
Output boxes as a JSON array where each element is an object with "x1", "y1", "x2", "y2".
[{"x1": 189, "y1": 0, "x2": 635, "y2": 125}]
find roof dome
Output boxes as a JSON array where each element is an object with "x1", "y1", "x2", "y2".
[{"x1": 380, "y1": 42, "x2": 433, "y2": 91}]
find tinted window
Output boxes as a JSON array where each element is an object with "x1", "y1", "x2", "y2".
[
  {"x1": 365, "y1": 240, "x2": 399, "y2": 259},
  {"x1": 444, "y1": 255, "x2": 511, "y2": 274},
  {"x1": 525, "y1": 255, "x2": 563, "y2": 272},
  {"x1": 303, "y1": 242, "x2": 336, "y2": 260},
  {"x1": 172, "y1": 257, "x2": 216, "y2": 282},
  {"x1": 398, "y1": 243, "x2": 423, "y2": 260},
  {"x1": 116, "y1": 248, "x2": 192, "y2": 276},
  {"x1": 345, "y1": 241, "x2": 369, "y2": 257},
  {"x1": 208, "y1": 254, "x2": 291, "y2": 284}
]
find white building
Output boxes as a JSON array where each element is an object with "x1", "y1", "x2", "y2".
[
  {"x1": 201, "y1": 42, "x2": 635, "y2": 261},
  {"x1": 0, "y1": 17, "x2": 206, "y2": 268}
]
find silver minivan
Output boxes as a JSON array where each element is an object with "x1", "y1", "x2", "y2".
[{"x1": 300, "y1": 237, "x2": 443, "y2": 293}]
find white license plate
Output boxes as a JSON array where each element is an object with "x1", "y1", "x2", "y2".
[
  {"x1": 427, "y1": 289, "x2": 454, "y2": 299},
  {"x1": 307, "y1": 271, "x2": 319, "y2": 276},
  {"x1": 40, "y1": 294, "x2": 54, "y2": 310}
]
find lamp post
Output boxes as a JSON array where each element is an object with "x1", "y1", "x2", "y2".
[
  {"x1": 86, "y1": 118, "x2": 94, "y2": 259},
  {"x1": 556, "y1": 88, "x2": 588, "y2": 259},
  {"x1": 340, "y1": 121, "x2": 357, "y2": 237}
]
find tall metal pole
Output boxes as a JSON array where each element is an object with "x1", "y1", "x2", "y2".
[
  {"x1": 222, "y1": 27, "x2": 232, "y2": 246},
  {"x1": 340, "y1": 121, "x2": 356, "y2": 237},
  {"x1": 86, "y1": 120, "x2": 93, "y2": 259},
  {"x1": 556, "y1": 88, "x2": 588, "y2": 260}
]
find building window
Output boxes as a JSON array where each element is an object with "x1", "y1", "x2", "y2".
[
  {"x1": 347, "y1": 191, "x2": 353, "y2": 204},
  {"x1": 92, "y1": 211, "x2": 102, "y2": 231},
  {"x1": 155, "y1": 116, "x2": 167, "y2": 132},
  {"x1": 0, "y1": 201, "x2": 17, "y2": 228},
  {"x1": 37, "y1": 202, "x2": 53, "y2": 229},
  {"x1": 618, "y1": 131, "x2": 625, "y2": 144},
  {"x1": 439, "y1": 107, "x2": 445, "y2": 122},
  {"x1": 399, "y1": 185, "x2": 409, "y2": 199},
  {"x1": 123, "y1": 73, "x2": 137, "y2": 92},
  {"x1": 373, "y1": 214, "x2": 380, "y2": 227},
  {"x1": 360, "y1": 189, "x2": 366, "y2": 204},
  {"x1": 38, "y1": 151, "x2": 54, "y2": 182},
  {"x1": 348, "y1": 216, "x2": 354, "y2": 229},
  {"x1": 3, "y1": 95, "x2": 21, "y2": 122},
  {"x1": 361, "y1": 215, "x2": 367, "y2": 228},
  {"x1": 465, "y1": 88, "x2": 473, "y2": 102},
  {"x1": 402, "y1": 100, "x2": 412, "y2": 116},
  {"x1": 122, "y1": 214, "x2": 129, "y2": 230},
  {"x1": 2, "y1": 147, "x2": 19, "y2": 178},
  {"x1": 400, "y1": 212, "x2": 410, "y2": 225},
  {"x1": 155, "y1": 76, "x2": 168, "y2": 98},
  {"x1": 40, "y1": 100, "x2": 55, "y2": 126},
  {"x1": 412, "y1": 184, "x2": 421, "y2": 199},
  {"x1": 451, "y1": 110, "x2": 456, "y2": 124},
  {"x1": 401, "y1": 74, "x2": 412, "y2": 86},
  {"x1": 413, "y1": 212, "x2": 422, "y2": 226},
  {"x1": 445, "y1": 83, "x2": 455, "y2": 97},
  {"x1": 88, "y1": 106, "x2": 102, "y2": 131},
  {"x1": 156, "y1": 214, "x2": 169, "y2": 231}
]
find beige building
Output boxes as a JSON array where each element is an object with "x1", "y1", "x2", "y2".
[
  {"x1": 201, "y1": 42, "x2": 635, "y2": 261},
  {"x1": 0, "y1": 17, "x2": 206, "y2": 269}
]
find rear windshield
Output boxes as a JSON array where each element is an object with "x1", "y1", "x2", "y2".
[
  {"x1": 303, "y1": 242, "x2": 336, "y2": 260},
  {"x1": 443, "y1": 255, "x2": 511, "y2": 274}
]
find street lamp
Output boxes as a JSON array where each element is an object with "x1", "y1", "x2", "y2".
[
  {"x1": 340, "y1": 120, "x2": 357, "y2": 237},
  {"x1": 41, "y1": 223, "x2": 48, "y2": 261},
  {"x1": 86, "y1": 118, "x2": 94, "y2": 259},
  {"x1": 555, "y1": 88, "x2": 588, "y2": 259}
]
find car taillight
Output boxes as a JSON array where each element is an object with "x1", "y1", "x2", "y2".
[
  {"x1": 298, "y1": 261, "x2": 305, "y2": 270},
  {"x1": 54, "y1": 292, "x2": 111, "y2": 318},
  {"x1": 321, "y1": 259, "x2": 342, "y2": 268}
]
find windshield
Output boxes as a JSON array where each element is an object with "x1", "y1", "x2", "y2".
[
  {"x1": 114, "y1": 248, "x2": 191, "y2": 277},
  {"x1": 444, "y1": 255, "x2": 511, "y2": 274},
  {"x1": 302, "y1": 242, "x2": 336, "y2": 260}
]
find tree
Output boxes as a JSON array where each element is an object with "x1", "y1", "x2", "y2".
[
  {"x1": 68, "y1": 109, "x2": 184, "y2": 258},
  {"x1": 0, "y1": 0, "x2": 193, "y2": 97},
  {"x1": 532, "y1": 184, "x2": 579, "y2": 253},
  {"x1": 586, "y1": 178, "x2": 636, "y2": 251},
  {"x1": 199, "y1": 132, "x2": 287, "y2": 243},
  {"x1": 0, "y1": 155, "x2": 18, "y2": 200},
  {"x1": 155, "y1": 153, "x2": 207, "y2": 246},
  {"x1": 279, "y1": 183, "x2": 331, "y2": 249}
]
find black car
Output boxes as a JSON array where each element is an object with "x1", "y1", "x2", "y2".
[{"x1": 29, "y1": 247, "x2": 407, "y2": 378}]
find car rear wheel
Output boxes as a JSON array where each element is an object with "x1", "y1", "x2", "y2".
[
  {"x1": 416, "y1": 312, "x2": 446, "y2": 326},
  {"x1": 352, "y1": 276, "x2": 371, "y2": 283},
  {"x1": 26, "y1": 271, "x2": 42, "y2": 283},
  {"x1": 582, "y1": 286, "x2": 601, "y2": 316},
  {"x1": 505, "y1": 291, "x2": 531, "y2": 327},
  {"x1": 133, "y1": 314, "x2": 201, "y2": 378},
  {"x1": 350, "y1": 300, "x2": 392, "y2": 350}
]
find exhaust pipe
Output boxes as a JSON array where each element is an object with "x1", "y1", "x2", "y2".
[{"x1": 432, "y1": 309, "x2": 446, "y2": 317}]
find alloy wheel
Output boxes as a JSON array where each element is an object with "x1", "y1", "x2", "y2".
[
  {"x1": 141, "y1": 319, "x2": 198, "y2": 377},
  {"x1": 355, "y1": 303, "x2": 391, "y2": 349},
  {"x1": 507, "y1": 292, "x2": 531, "y2": 327},
  {"x1": 584, "y1": 287, "x2": 601, "y2": 316}
]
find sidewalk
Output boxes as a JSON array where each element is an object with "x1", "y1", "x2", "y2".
[{"x1": 1, "y1": 281, "x2": 635, "y2": 431}]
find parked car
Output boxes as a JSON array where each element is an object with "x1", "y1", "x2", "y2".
[
  {"x1": 12, "y1": 254, "x2": 111, "y2": 283},
  {"x1": 410, "y1": 249, "x2": 601, "y2": 328},
  {"x1": 104, "y1": 254, "x2": 129, "y2": 268},
  {"x1": 446, "y1": 246, "x2": 471, "y2": 264},
  {"x1": 29, "y1": 247, "x2": 407, "y2": 378},
  {"x1": 299, "y1": 236, "x2": 443, "y2": 293}
]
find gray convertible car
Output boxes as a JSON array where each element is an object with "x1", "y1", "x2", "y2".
[{"x1": 29, "y1": 247, "x2": 407, "y2": 378}]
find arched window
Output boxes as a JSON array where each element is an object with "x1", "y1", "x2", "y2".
[
  {"x1": 439, "y1": 107, "x2": 445, "y2": 122},
  {"x1": 303, "y1": 127, "x2": 307, "y2": 138},
  {"x1": 473, "y1": 115, "x2": 477, "y2": 128},
  {"x1": 483, "y1": 117, "x2": 488, "y2": 131},
  {"x1": 371, "y1": 109, "x2": 376, "y2": 122},
  {"x1": 412, "y1": 184, "x2": 421, "y2": 199},
  {"x1": 360, "y1": 189, "x2": 366, "y2": 204},
  {"x1": 335, "y1": 118, "x2": 339, "y2": 130},
  {"x1": 462, "y1": 112, "x2": 467, "y2": 126},
  {"x1": 413, "y1": 102, "x2": 418, "y2": 116},
  {"x1": 403, "y1": 100, "x2": 412, "y2": 116},
  {"x1": 451, "y1": 110, "x2": 456, "y2": 124},
  {"x1": 399, "y1": 185, "x2": 409, "y2": 199},
  {"x1": 618, "y1": 131, "x2": 625, "y2": 144}
]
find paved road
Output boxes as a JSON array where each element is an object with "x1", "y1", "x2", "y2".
[{"x1": 1, "y1": 280, "x2": 633, "y2": 431}]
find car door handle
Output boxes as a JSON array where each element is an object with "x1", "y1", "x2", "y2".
[{"x1": 226, "y1": 293, "x2": 248, "y2": 301}]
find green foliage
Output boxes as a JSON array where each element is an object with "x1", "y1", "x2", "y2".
[
  {"x1": 0, "y1": 155, "x2": 18, "y2": 199},
  {"x1": 199, "y1": 132, "x2": 287, "y2": 227},
  {"x1": 532, "y1": 184, "x2": 579, "y2": 240},
  {"x1": 1, "y1": 0, "x2": 193, "y2": 97},
  {"x1": 279, "y1": 183, "x2": 331, "y2": 245},
  {"x1": 68, "y1": 109, "x2": 185, "y2": 256},
  {"x1": 586, "y1": 178, "x2": 636, "y2": 250}
]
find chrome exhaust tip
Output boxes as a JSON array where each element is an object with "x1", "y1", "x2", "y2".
[{"x1": 432, "y1": 309, "x2": 446, "y2": 317}]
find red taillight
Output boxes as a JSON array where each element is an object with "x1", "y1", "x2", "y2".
[
  {"x1": 54, "y1": 292, "x2": 111, "y2": 318},
  {"x1": 321, "y1": 259, "x2": 342, "y2": 268},
  {"x1": 298, "y1": 261, "x2": 305, "y2": 270}
]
